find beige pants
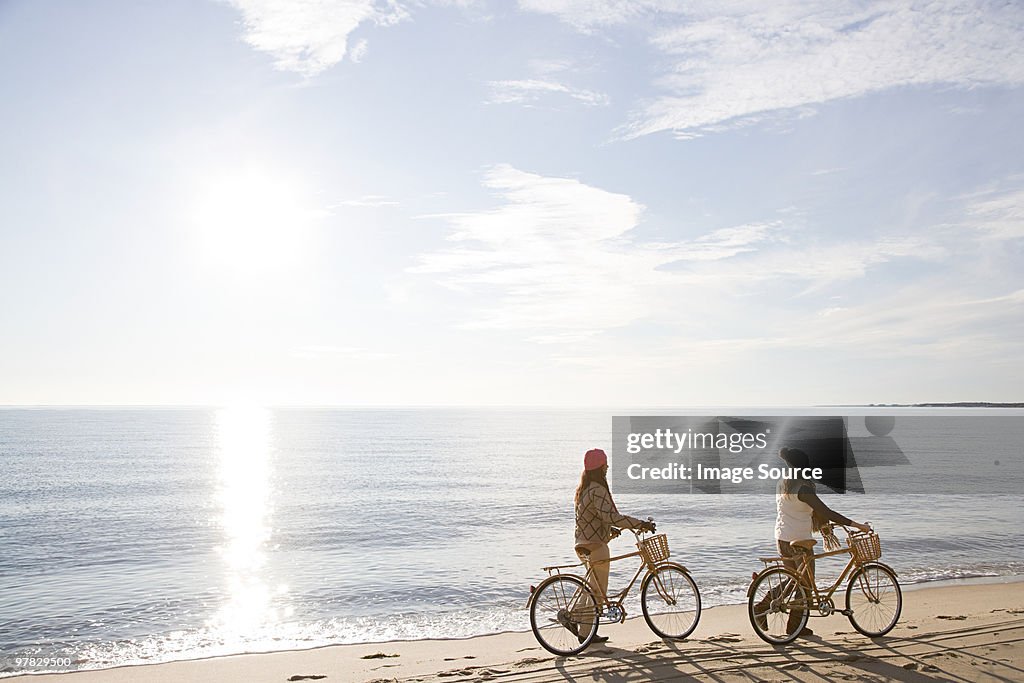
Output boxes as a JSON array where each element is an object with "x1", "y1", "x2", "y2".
[{"x1": 575, "y1": 542, "x2": 610, "y2": 603}]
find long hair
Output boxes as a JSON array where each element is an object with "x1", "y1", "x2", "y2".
[
  {"x1": 575, "y1": 467, "x2": 614, "y2": 508},
  {"x1": 779, "y1": 447, "x2": 812, "y2": 500}
]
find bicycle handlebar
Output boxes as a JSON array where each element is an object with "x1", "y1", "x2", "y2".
[
  {"x1": 610, "y1": 517, "x2": 656, "y2": 540},
  {"x1": 821, "y1": 521, "x2": 873, "y2": 534}
]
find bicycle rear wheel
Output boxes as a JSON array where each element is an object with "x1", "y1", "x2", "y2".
[
  {"x1": 846, "y1": 563, "x2": 901, "y2": 637},
  {"x1": 640, "y1": 563, "x2": 701, "y2": 640},
  {"x1": 748, "y1": 567, "x2": 809, "y2": 645},
  {"x1": 529, "y1": 575, "x2": 599, "y2": 656}
]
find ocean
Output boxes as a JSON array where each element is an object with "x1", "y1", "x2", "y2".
[{"x1": 1, "y1": 407, "x2": 1022, "y2": 675}]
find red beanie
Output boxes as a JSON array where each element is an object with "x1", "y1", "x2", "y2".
[{"x1": 584, "y1": 448, "x2": 608, "y2": 470}]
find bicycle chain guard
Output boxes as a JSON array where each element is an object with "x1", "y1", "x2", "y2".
[{"x1": 602, "y1": 605, "x2": 627, "y2": 623}]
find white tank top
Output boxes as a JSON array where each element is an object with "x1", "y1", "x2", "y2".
[{"x1": 775, "y1": 479, "x2": 813, "y2": 542}]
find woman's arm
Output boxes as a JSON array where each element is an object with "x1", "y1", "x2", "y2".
[
  {"x1": 592, "y1": 486, "x2": 646, "y2": 529},
  {"x1": 797, "y1": 485, "x2": 870, "y2": 532}
]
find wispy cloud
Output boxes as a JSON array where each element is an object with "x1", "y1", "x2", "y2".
[
  {"x1": 486, "y1": 79, "x2": 610, "y2": 107},
  {"x1": 518, "y1": 1, "x2": 1024, "y2": 137},
  {"x1": 227, "y1": 0, "x2": 409, "y2": 77},
  {"x1": 409, "y1": 165, "x2": 934, "y2": 337},
  {"x1": 962, "y1": 180, "x2": 1024, "y2": 240}
]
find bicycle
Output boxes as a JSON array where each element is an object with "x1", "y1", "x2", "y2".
[
  {"x1": 747, "y1": 523, "x2": 902, "y2": 644},
  {"x1": 527, "y1": 521, "x2": 701, "y2": 656}
]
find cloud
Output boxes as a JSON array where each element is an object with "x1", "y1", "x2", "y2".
[
  {"x1": 409, "y1": 165, "x2": 933, "y2": 337},
  {"x1": 961, "y1": 180, "x2": 1024, "y2": 240},
  {"x1": 487, "y1": 79, "x2": 610, "y2": 107},
  {"x1": 516, "y1": 0, "x2": 674, "y2": 31},
  {"x1": 227, "y1": 0, "x2": 409, "y2": 76},
  {"x1": 517, "y1": 0, "x2": 1024, "y2": 137},
  {"x1": 411, "y1": 164, "x2": 662, "y2": 332}
]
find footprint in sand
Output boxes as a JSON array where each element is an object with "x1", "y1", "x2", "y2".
[
  {"x1": 287, "y1": 676, "x2": 327, "y2": 681},
  {"x1": 476, "y1": 669, "x2": 509, "y2": 677},
  {"x1": 632, "y1": 644, "x2": 666, "y2": 654},
  {"x1": 513, "y1": 658, "x2": 545, "y2": 668},
  {"x1": 936, "y1": 615, "x2": 967, "y2": 620},
  {"x1": 707, "y1": 634, "x2": 743, "y2": 643},
  {"x1": 361, "y1": 652, "x2": 401, "y2": 659}
]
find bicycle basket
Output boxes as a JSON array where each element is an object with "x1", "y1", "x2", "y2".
[
  {"x1": 639, "y1": 534, "x2": 670, "y2": 564},
  {"x1": 849, "y1": 530, "x2": 882, "y2": 563}
]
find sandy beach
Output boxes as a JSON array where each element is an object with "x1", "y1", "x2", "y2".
[{"x1": 11, "y1": 580, "x2": 1022, "y2": 683}]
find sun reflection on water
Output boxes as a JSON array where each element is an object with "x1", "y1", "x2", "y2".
[{"x1": 209, "y1": 405, "x2": 284, "y2": 642}]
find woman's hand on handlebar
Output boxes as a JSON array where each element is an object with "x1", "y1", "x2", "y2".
[
  {"x1": 852, "y1": 521, "x2": 871, "y2": 533},
  {"x1": 639, "y1": 520, "x2": 656, "y2": 533}
]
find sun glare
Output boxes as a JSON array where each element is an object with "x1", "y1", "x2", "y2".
[
  {"x1": 210, "y1": 405, "x2": 280, "y2": 639},
  {"x1": 190, "y1": 167, "x2": 320, "y2": 276}
]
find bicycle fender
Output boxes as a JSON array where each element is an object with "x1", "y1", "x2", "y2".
[
  {"x1": 526, "y1": 574, "x2": 585, "y2": 610},
  {"x1": 857, "y1": 561, "x2": 898, "y2": 577},
  {"x1": 645, "y1": 561, "x2": 690, "y2": 584},
  {"x1": 746, "y1": 567, "x2": 800, "y2": 599}
]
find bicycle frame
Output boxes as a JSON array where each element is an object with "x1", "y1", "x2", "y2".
[
  {"x1": 749, "y1": 534, "x2": 897, "y2": 613},
  {"x1": 530, "y1": 533, "x2": 687, "y2": 612}
]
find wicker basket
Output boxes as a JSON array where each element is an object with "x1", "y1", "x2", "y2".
[
  {"x1": 849, "y1": 530, "x2": 882, "y2": 563},
  {"x1": 639, "y1": 534, "x2": 670, "y2": 564}
]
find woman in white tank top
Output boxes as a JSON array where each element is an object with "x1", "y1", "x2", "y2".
[{"x1": 759, "y1": 447, "x2": 870, "y2": 638}]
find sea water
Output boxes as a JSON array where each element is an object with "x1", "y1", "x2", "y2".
[{"x1": 1, "y1": 407, "x2": 1022, "y2": 674}]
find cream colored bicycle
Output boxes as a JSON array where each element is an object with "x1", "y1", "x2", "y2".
[
  {"x1": 747, "y1": 523, "x2": 902, "y2": 644},
  {"x1": 527, "y1": 522, "x2": 701, "y2": 656}
]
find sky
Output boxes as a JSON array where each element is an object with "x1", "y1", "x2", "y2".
[{"x1": 0, "y1": 0, "x2": 1022, "y2": 406}]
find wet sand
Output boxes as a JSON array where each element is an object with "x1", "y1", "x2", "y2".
[{"x1": 10, "y1": 581, "x2": 1023, "y2": 682}]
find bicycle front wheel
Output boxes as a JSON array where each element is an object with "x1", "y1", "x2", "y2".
[
  {"x1": 846, "y1": 563, "x2": 902, "y2": 637},
  {"x1": 748, "y1": 567, "x2": 809, "y2": 645},
  {"x1": 529, "y1": 574, "x2": 599, "y2": 656},
  {"x1": 640, "y1": 563, "x2": 701, "y2": 640}
]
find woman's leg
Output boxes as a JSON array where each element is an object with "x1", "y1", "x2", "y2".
[
  {"x1": 573, "y1": 542, "x2": 610, "y2": 642},
  {"x1": 779, "y1": 541, "x2": 812, "y2": 633},
  {"x1": 587, "y1": 543, "x2": 611, "y2": 604}
]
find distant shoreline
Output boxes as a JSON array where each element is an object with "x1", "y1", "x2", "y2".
[
  {"x1": 2, "y1": 402, "x2": 1023, "y2": 410},
  {"x1": 827, "y1": 402, "x2": 1024, "y2": 408}
]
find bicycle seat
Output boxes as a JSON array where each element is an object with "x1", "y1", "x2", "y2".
[{"x1": 792, "y1": 539, "x2": 817, "y2": 550}]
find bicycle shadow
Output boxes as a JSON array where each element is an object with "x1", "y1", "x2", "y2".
[{"x1": 540, "y1": 626, "x2": 1021, "y2": 683}]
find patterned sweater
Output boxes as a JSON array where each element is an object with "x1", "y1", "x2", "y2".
[{"x1": 574, "y1": 482, "x2": 644, "y2": 546}]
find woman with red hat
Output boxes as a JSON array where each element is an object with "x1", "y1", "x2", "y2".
[{"x1": 574, "y1": 448, "x2": 655, "y2": 644}]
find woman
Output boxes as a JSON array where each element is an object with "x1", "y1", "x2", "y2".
[
  {"x1": 758, "y1": 447, "x2": 870, "y2": 637},
  {"x1": 574, "y1": 448, "x2": 654, "y2": 643}
]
